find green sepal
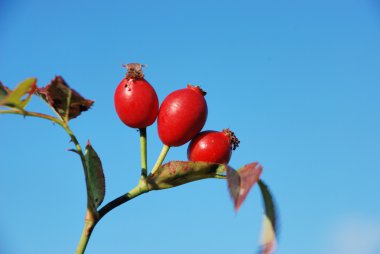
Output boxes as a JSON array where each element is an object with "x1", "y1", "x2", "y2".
[
  {"x1": 147, "y1": 161, "x2": 228, "y2": 190},
  {"x1": 84, "y1": 141, "x2": 106, "y2": 209},
  {"x1": 0, "y1": 78, "x2": 37, "y2": 109}
]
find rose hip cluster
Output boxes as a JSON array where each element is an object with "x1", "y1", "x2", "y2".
[{"x1": 114, "y1": 63, "x2": 239, "y2": 164}]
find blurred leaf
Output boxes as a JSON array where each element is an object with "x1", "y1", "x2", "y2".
[
  {"x1": 84, "y1": 141, "x2": 106, "y2": 209},
  {"x1": 0, "y1": 81, "x2": 9, "y2": 101},
  {"x1": 258, "y1": 180, "x2": 278, "y2": 254},
  {"x1": 147, "y1": 161, "x2": 228, "y2": 190},
  {"x1": 259, "y1": 215, "x2": 277, "y2": 254},
  {"x1": 0, "y1": 78, "x2": 37, "y2": 109},
  {"x1": 35, "y1": 76, "x2": 94, "y2": 122},
  {"x1": 226, "y1": 166, "x2": 240, "y2": 202},
  {"x1": 227, "y1": 162, "x2": 262, "y2": 212}
]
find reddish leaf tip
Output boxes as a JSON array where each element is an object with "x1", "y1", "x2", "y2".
[{"x1": 227, "y1": 162, "x2": 263, "y2": 212}]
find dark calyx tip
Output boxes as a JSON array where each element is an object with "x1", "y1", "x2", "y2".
[
  {"x1": 223, "y1": 128, "x2": 240, "y2": 150},
  {"x1": 187, "y1": 84, "x2": 207, "y2": 96},
  {"x1": 123, "y1": 63, "x2": 146, "y2": 79}
]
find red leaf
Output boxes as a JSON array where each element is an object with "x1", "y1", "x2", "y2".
[
  {"x1": 227, "y1": 162, "x2": 263, "y2": 212},
  {"x1": 36, "y1": 76, "x2": 94, "y2": 121}
]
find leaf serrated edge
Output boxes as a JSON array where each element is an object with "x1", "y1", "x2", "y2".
[{"x1": 84, "y1": 143, "x2": 106, "y2": 210}]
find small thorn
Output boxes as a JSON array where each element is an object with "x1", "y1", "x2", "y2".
[{"x1": 67, "y1": 148, "x2": 80, "y2": 155}]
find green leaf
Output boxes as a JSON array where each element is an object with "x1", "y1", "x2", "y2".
[
  {"x1": 35, "y1": 76, "x2": 94, "y2": 122},
  {"x1": 227, "y1": 162, "x2": 262, "y2": 212},
  {"x1": 0, "y1": 78, "x2": 37, "y2": 109},
  {"x1": 84, "y1": 141, "x2": 106, "y2": 209},
  {"x1": 147, "y1": 161, "x2": 228, "y2": 190},
  {"x1": 258, "y1": 180, "x2": 278, "y2": 254}
]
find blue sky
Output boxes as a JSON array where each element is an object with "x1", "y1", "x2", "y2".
[{"x1": 1, "y1": 0, "x2": 380, "y2": 253}]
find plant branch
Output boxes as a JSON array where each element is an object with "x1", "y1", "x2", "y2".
[
  {"x1": 0, "y1": 108, "x2": 63, "y2": 125},
  {"x1": 97, "y1": 183, "x2": 149, "y2": 220},
  {"x1": 1, "y1": 108, "x2": 102, "y2": 253},
  {"x1": 75, "y1": 209, "x2": 96, "y2": 254},
  {"x1": 0, "y1": 109, "x2": 86, "y2": 167}
]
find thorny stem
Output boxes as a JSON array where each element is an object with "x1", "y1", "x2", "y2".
[
  {"x1": 139, "y1": 128, "x2": 148, "y2": 178},
  {"x1": 0, "y1": 109, "x2": 63, "y2": 125},
  {"x1": 1, "y1": 108, "x2": 227, "y2": 254},
  {"x1": 0, "y1": 109, "x2": 95, "y2": 252},
  {"x1": 151, "y1": 144, "x2": 170, "y2": 175},
  {"x1": 0, "y1": 109, "x2": 86, "y2": 171},
  {"x1": 75, "y1": 183, "x2": 150, "y2": 254}
]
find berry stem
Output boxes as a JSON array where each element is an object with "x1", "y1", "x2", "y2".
[
  {"x1": 139, "y1": 128, "x2": 148, "y2": 178},
  {"x1": 151, "y1": 144, "x2": 170, "y2": 174}
]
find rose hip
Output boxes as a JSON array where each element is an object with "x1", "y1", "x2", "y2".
[
  {"x1": 187, "y1": 128, "x2": 239, "y2": 164},
  {"x1": 114, "y1": 63, "x2": 159, "y2": 128},
  {"x1": 157, "y1": 84, "x2": 208, "y2": 147}
]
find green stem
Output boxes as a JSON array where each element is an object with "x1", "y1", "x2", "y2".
[
  {"x1": 98, "y1": 183, "x2": 149, "y2": 220},
  {"x1": 139, "y1": 128, "x2": 147, "y2": 178},
  {"x1": 151, "y1": 144, "x2": 170, "y2": 175},
  {"x1": 0, "y1": 109, "x2": 63, "y2": 125},
  {"x1": 75, "y1": 209, "x2": 97, "y2": 254},
  {"x1": 1, "y1": 109, "x2": 155, "y2": 252},
  {"x1": 1, "y1": 109, "x2": 97, "y2": 252},
  {"x1": 75, "y1": 183, "x2": 150, "y2": 253},
  {"x1": 0, "y1": 109, "x2": 87, "y2": 172}
]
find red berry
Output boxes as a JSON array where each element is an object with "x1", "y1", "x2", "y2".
[
  {"x1": 114, "y1": 63, "x2": 159, "y2": 128},
  {"x1": 158, "y1": 84, "x2": 208, "y2": 147},
  {"x1": 187, "y1": 129, "x2": 240, "y2": 164}
]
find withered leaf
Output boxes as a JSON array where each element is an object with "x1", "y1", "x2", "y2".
[
  {"x1": 227, "y1": 162, "x2": 263, "y2": 212},
  {"x1": 35, "y1": 76, "x2": 94, "y2": 121}
]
